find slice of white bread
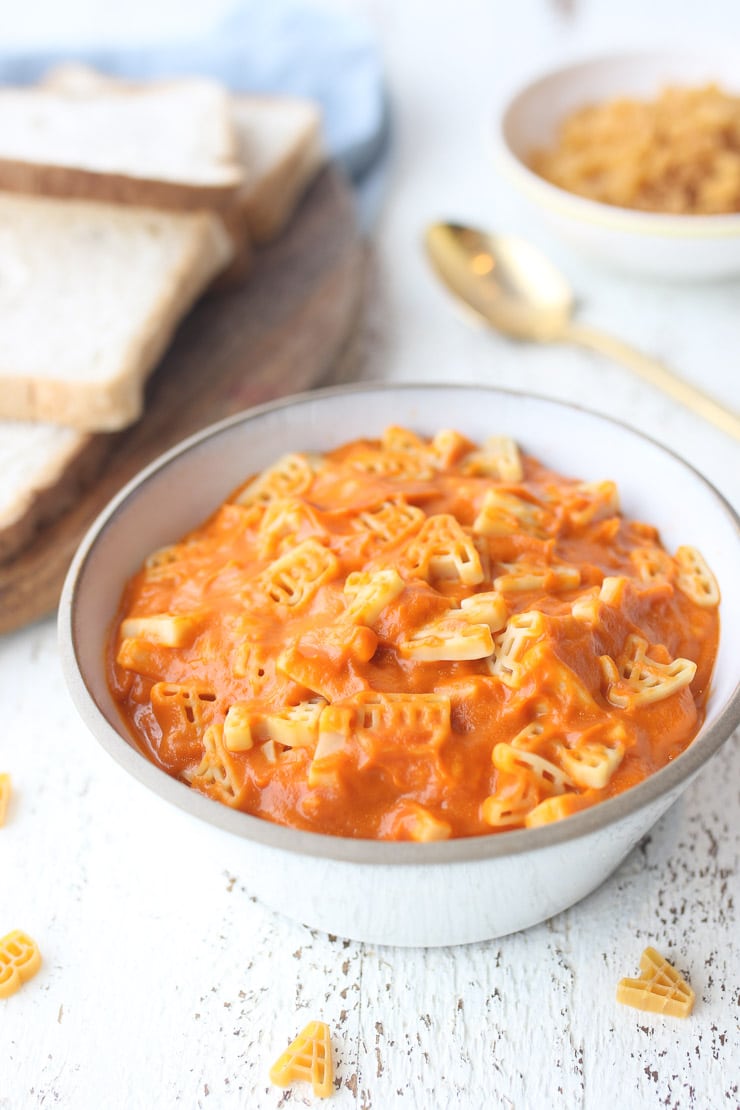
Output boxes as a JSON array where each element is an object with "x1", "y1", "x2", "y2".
[
  {"x1": 0, "y1": 424, "x2": 103, "y2": 562},
  {"x1": 0, "y1": 69, "x2": 327, "y2": 561},
  {"x1": 0, "y1": 77, "x2": 244, "y2": 210},
  {"x1": 43, "y1": 65, "x2": 326, "y2": 243},
  {"x1": 232, "y1": 94, "x2": 325, "y2": 243},
  {"x1": 0, "y1": 193, "x2": 233, "y2": 430}
]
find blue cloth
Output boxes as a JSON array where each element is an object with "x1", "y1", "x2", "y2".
[{"x1": 0, "y1": 0, "x2": 390, "y2": 220}]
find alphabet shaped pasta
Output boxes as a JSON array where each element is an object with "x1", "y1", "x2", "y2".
[
  {"x1": 675, "y1": 545, "x2": 720, "y2": 608},
  {"x1": 431, "y1": 428, "x2": 471, "y2": 467},
  {"x1": 387, "y1": 800, "x2": 452, "y2": 841},
  {"x1": 564, "y1": 480, "x2": 620, "y2": 527},
  {"x1": 232, "y1": 643, "x2": 274, "y2": 689},
  {"x1": 571, "y1": 592, "x2": 600, "y2": 626},
  {"x1": 143, "y1": 543, "x2": 192, "y2": 583},
  {"x1": 617, "y1": 947, "x2": 695, "y2": 1018},
  {"x1": 258, "y1": 498, "x2": 325, "y2": 558},
  {"x1": 400, "y1": 615, "x2": 495, "y2": 662},
  {"x1": 403, "y1": 513, "x2": 484, "y2": 585},
  {"x1": 459, "y1": 591, "x2": 508, "y2": 630},
  {"x1": 223, "y1": 698, "x2": 326, "y2": 753},
  {"x1": 598, "y1": 576, "x2": 628, "y2": 606},
  {"x1": 473, "y1": 488, "x2": 551, "y2": 539},
  {"x1": 494, "y1": 563, "x2": 581, "y2": 594},
  {"x1": 489, "y1": 611, "x2": 546, "y2": 687},
  {"x1": 461, "y1": 434, "x2": 524, "y2": 481},
  {"x1": 145, "y1": 543, "x2": 182, "y2": 572},
  {"x1": 235, "y1": 453, "x2": 316, "y2": 507},
  {"x1": 601, "y1": 635, "x2": 696, "y2": 708},
  {"x1": 259, "y1": 538, "x2": 338, "y2": 609},
  {"x1": 381, "y1": 424, "x2": 427, "y2": 454},
  {"x1": 309, "y1": 704, "x2": 354, "y2": 787},
  {"x1": 352, "y1": 691, "x2": 451, "y2": 752},
  {"x1": 630, "y1": 546, "x2": 674, "y2": 584},
  {"x1": 115, "y1": 638, "x2": 171, "y2": 679},
  {"x1": 344, "y1": 567, "x2": 405, "y2": 625},
  {"x1": 492, "y1": 742, "x2": 574, "y2": 796},
  {"x1": 399, "y1": 592, "x2": 506, "y2": 662},
  {"x1": 558, "y1": 734, "x2": 625, "y2": 789},
  {"x1": 308, "y1": 692, "x2": 452, "y2": 786},
  {"x1": 0, "y1": 774, "x2": 10, "y2": 826},
  {"x1": 0, "y1": 931, "x2": 41, "y2": 999},
  {"x1": 510, "y1": 722, "x2": 545, "y2": 751},
  {"x1": 525, "y1": 793, "x2": 589, "y2": 827},
  {"x1": 184, "y1": 723, "x2": 244, "y2": 805},
  {"x1": 352, "y1": 498, "x2": 425, "y2": 547},
  {"x1": 119, "y1": 613, "x2": 201, "y2": 649},
  {"x1": 348, "y1": 443, "x2": 433, "y2": 479},
  {"x1": 151, "y1": 683, "x2": 215, "y2": 735},
  {"x1": 269, "y1": 1020, "x2": 334, "y2": 1098},
  {"x1": 482, "y1": 772, "x2": 540, "y2": 828},
  {"x1": 277, "y1": 620, "x2": 378, "y2": 704}
]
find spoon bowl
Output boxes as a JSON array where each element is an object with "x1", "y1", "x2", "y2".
[
  {"x1": 425, "y1": 220, "x2": 740, "y2": 441},
  {"x1": 425, "y1": 223, "x2": 573, "y2": 340}
]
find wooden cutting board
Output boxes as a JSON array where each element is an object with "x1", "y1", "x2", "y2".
[{"x1": 0, "y1": 165, "x2": 365, "y2": 635}]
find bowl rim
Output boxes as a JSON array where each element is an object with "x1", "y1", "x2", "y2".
[
  {"x1": 495, "y1": 47, "x2": 740, "y2": 238},
  {"x1": 59, "y1": 382, "x2": 740, "y2": 866}
]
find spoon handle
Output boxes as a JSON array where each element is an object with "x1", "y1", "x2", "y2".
[{"x1": 563, "y1": 321, "x2": 740, "y2": 441}]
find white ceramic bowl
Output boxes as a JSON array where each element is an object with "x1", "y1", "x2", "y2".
[
  {"x1": 495, "y1": 49, "x2": 740, "y2": 279},
  {"x1": 59, "y1": 385, "x2": 740, "y2": 947}
]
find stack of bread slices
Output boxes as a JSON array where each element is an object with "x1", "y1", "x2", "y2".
[{"x1": 0, "y1": 63, "x2": 325, "y2": 565}]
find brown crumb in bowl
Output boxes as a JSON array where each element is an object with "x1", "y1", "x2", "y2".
[{"x1": 529, "y1": 84, "x2": 740, "y2": 214}]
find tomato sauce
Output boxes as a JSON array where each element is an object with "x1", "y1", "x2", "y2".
[{"x1": 107, "y1": 427, "x2": 720, "y2": 840}]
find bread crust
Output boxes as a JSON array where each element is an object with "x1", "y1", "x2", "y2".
[
  {"x1": 0, "y1": 158, "x2": 244, "y2": 211},
  {"x1": 0, "y1": 74, "x2": 245, "y2": 209},
  {"x1": 0, "y1": 431, "x2": 109, "y2": 563}
]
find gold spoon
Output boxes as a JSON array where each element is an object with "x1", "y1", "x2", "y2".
[{"x1": 425, "y1": 222, "x2": 740, "y2": 441}]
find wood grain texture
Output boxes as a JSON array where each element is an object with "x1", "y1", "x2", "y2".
[{"x1": 0, "y1": 165, "x2": 364, "y2": 634}]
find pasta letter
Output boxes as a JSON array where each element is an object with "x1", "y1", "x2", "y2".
[
  {"x1": 0, "y1": 931, "x2": 41, "y2": 998},
  {"x1": 616, "y1": 947, "x2": 695, "y2": 1018},
  {"x1": 269, "y1": 1020, "x2": 334, "y2": 1098}
]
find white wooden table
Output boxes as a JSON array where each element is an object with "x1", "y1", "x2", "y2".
[{"x1": 2, "y1": 1, "x2": 739, "y2": 1107}]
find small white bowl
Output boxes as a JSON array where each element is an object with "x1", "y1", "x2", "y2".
[
  {"x1": 495, "y1": 49, "x2": 740, "y2": 279},
  {"x1": 58, "y1": 384, "x2": 740, "y2": 947}
]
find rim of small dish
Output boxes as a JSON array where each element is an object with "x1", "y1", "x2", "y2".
[
  {"x1": 59, "y1": 382, "x2": 740, "y2": 866},
  {"x1": 495, "y1": 48, "x2": 740, "y2": 239}
]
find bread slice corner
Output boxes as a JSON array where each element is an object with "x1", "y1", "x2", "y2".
[
  {"x1": 0, "y1": 423, "x2": 106, "y2": 563},
  {"x1": 0, "y1": 193, "x2": 234, "y2": 431},
  {"x1": 232, "y1": 94, "x2": 326, "y2": 243},
  {"x1": 0, "y1": 71, "x2": 245, "y2": 211}
]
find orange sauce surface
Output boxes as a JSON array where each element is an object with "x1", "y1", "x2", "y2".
[{"x1": 107, "y1": 428, "x2": 720, "y2": 841}]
